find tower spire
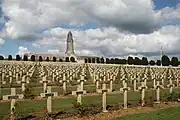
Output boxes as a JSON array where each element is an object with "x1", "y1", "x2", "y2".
[{"x1": 65, "y1": 31, "x2": 75, "y2": 55}]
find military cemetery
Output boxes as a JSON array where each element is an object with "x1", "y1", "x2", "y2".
[{"x1": 0, "y1": 31, "x2": 179, "y2": 120}]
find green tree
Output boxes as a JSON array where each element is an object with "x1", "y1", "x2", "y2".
[
  {"x1": 149, "y1": 60, "x2": 155, "y2": 66},
  {"x1": 171, "y1": 57, "x2": 178, "y2": 66},
  {"x1": 106, "y1": 58, "x2": 110, "y2": 64},
  {"x1": 121, "y1": 59, "x2": 126, "y2": 64},
  {"x1": 142, "y1": 57, "x2": 148, "y2": 65},
  {"x1": 100, "y1": 57, "x2": 104, "y2": 63},
  {"x1": 16, "y1": 55, "x2": 21, "y2": 61},
  {"x1": 8, "y1": 55, "x2": 13, "y2": 61},
  {"x1": 110, "y1": 58, "x2": 115, "y2": 64},
  {"x1": 156, "y1": 60, "x2": 161, "y2": 66},
  {"x1": 134, "y1": 57, "x2": 141, "y2": 65},
  {"x1": 114, "y1": 58, "x2": 119, "y2": 64},
  {"x1": 127, "y1": 56, "x2": 133, "y2": 65},
  {"x1": 119, "y1": 59, "x2": 126, "y2": 64},
  {"x1": 0, "y1": 55, "x2": 4, "y2": 60},
  {"x1": 161, "y1": 55, "x2": 170, "y2": 66}
]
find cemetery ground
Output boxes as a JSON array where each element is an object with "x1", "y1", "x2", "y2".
[
  {"x1": 114, "y1": 105, "x2": 180, "y2": 120},
  {"x1": 0, "y1": 61, "x2": 180, "y2": 119},
  {"x1": 1, "y1": 88, "x2": 180, "y2": 119}
]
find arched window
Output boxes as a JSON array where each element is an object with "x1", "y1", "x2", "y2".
[
  {"x1": 53, "y1": 57, "x2": 56, "y2": 62},
  {"x1": 59, "y1": 58, "x2": 63, "y2": 62},
  {"x1": 70, "y1": 57, "x2": 75, "y2": 62},
  {"x1": 88, "y1": 58, "x2": 91, "y2": 63},
  {"x1": 65, "y1": 57, "x2": 70, "y2": 62},
  {"x1": 39, "y1": 56, "x2": 43, "y2": 62},
  {"x1": 84, "y1": 58, "x2": 88, "y2": 63},
  {"x1": 46, "y1": 57, "x2": 49, "y2": 62},
  {"x1": 30, "y1": 55, "x2": 36, "y2": 61}
]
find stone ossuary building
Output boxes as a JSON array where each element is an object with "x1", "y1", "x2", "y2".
[{"x1": 26, "y1": 31, "x2": 101, "y2": 63}]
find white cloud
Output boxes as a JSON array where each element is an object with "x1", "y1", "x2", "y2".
[
  {"x1": 157, "y1": 4, "x2": 180, "y2": 21},
  {"x1": 0, "y1": 16, "x2": 5, "y2": 24},
  {"x1": 17, "y1": 46, "x2": 30, "y2": 56},
  {"x1": 32, "y1": 43, "x2": 40, "y2": 48},
  {"x1": 1, "y1": 0, "x2": 180, "y2": 41},
  {"x1": 0, "y1": 37, "x2": 5, "y2": 45},
  {"x1": 31, "y1": 25, "x2": 180, "y2": 59},
  {"x1": 47, "y1": 49, "x2": 59, "y2": 54},
  {"x1": 0, "y1": 0, "x2": 180, "y2": 59}
]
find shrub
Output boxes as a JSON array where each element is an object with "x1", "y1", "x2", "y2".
[
  {"x1": 156, "y1": 60, "x2": 161, "y2": 66},
  {"x1": 162, "y1": 92, "x2": 180, "y2": 102},
  {"x1": 23, "y1": 86, "x2": 35, "y2": 99},
  {"x1": 72, "y1": 101, "x2": 100, "y2": 116},
  {"x1": 149, "y1": 60, "x2": 155, "y2": 66}
]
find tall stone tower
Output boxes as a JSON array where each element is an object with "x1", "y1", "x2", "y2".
[
  {"x1": 65, "y1": 31, "x2": 77, "y2": 62},
  {"x1": 65, "y1": 31, "x2": 75, "y2": 56}
]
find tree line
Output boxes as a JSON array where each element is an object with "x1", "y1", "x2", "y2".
[
  {"x1": 84, "y1": 55, "x2": 180, "y2": 67},
  {"x1": 0, "y1": 55, "x2": 76, "y2": 62},
  {"x1": 0, "y1": 54, "x2": 179, "y2": 66}
]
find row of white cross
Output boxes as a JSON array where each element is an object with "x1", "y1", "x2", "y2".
[{"x1": 0, "y1": 61, "x2": 180, "y2": 117}]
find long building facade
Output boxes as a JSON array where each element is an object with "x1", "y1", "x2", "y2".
[{"x1": 25, "y1": 31, "x2": 104, "y2": 63}]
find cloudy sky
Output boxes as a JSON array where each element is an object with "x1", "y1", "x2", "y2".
[{"x1": 0, "y1": 0, "x2": 180, "y2": 60}]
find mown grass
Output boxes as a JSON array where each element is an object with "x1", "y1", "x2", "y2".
[
  {"x1": 113, "y1": 106, "x2": 180, "y2": 120},
  {"x1": 1, "y1": 88, "x2": 180, "y2": 117}
]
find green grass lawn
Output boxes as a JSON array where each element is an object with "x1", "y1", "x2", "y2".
[
  {"x1": 1, "y1": 88, "x2": 180, "y2": 117},
  {"x1": 113, "y1": 106, "x2": 180, "y2": 120},
  {"x1": 0, "y1": 91, "x2": 141, "y2": 117}
]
